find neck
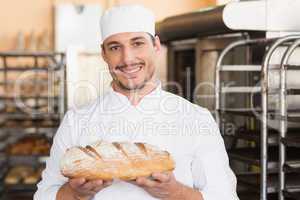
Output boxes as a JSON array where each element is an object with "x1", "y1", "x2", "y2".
[{"x1": 112, "y1": 79, "x2": 158, "y2": 106}]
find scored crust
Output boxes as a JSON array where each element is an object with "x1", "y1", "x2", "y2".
[{"x1": 60, "y1": 141, "x2": 175, "y2": 180}]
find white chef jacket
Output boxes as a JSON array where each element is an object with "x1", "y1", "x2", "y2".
[{"x1": 34, "y1": 82, "x2": 239, "y2": 200}]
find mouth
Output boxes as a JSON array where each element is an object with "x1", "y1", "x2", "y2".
[{"x1": 117, "y1": 65, "x2": 143, "y2": 77}]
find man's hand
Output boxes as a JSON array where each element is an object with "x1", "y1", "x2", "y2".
[
  {"x1": 57, "y1": 178, "x2": 113, "y2": 200},
  {"x1": 128, "y1": 172, "x2": 203, "y2": 200},
  {"x1": 69, "y1": 178, "x2": 113, "y2": 199}
]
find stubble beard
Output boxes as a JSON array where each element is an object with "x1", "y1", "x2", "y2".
[{"x1": 113, "y1": 69, "x2": 155, "y2": 92}]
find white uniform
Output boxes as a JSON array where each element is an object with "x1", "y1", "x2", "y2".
[{"x1": 34, "y1": 83, "x2": 239, "y2": 200}]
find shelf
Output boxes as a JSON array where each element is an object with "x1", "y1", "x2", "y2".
[
  {"x1": 286, "y1": 64, "x2": 300, "y2": 70},
  {"x1": 287, "y1": 89, "x2": 300, "y2": 95},
  {"x1": 2, "y1": 190, "x2": 35, "y2": 200},
  {"x1": 228, "y1": 146, "x2": 300, "y2": 169},
  {"x1": 237, "y1": 192, "x2": 279, "y2": 200},
  {"x1": 229, "y1": 128, "x2": 300, "y2": 145},
  {"x1": 218, "y1": 108, "x2": 262, "y2": 117},
  {"x1": 237, "y1": 173, "x2": 300, "y2": 194},
  {"x1": 283, "y1": 190, "x2": 300, "y2": 200},
  {"x1": 0, "y1": 133, "x2": 8, "y2": 142},
  {"x1": 229, "y1": 148, "x2": 275, "y2": 168},
  {"x1": 1, "y1": 192, "x2": 35, "y2": 200},
  {"x1": 0, "y1": 67, "x2": 58, "y2": 72},
  {"x1": 237, "y1": 192, "x2": 259, "y2": 200},
  {"x1": 0, "y1": 95, "x2": 59, "y2": 100},
  {"x1": 220, "y1": 64, "x2": 300, "y2": 72},
  {"x1": 220, "y1": 88, "x2": 300, "y2": 94},
  {"x1": 1, "y1": 109, "x2": 59, "y2": 116},
  {"x1": 0, "y1": 52, "x2": 63, "y2": 200},
  {"x1": 221, "y1": 65, "x2": 262, "y2": 71},
  {"x1": 0, "y1": 51, "x2": 64, "y2": 57},
  {"x1": 0, "y1": 157, "x2": 7, "y2": 180},
  {"x1": 8, "y1": 155, "x2": 49, "y2": 166},
  {"x1": 4, "y1": 122, "x2": 59, "y2": 128},
  {"x1": 1, "y1": 128, "x2": 57, "y2": 135},
  {"x1": 286, "y1": 112, "x2": 300, "y2": 122},
  {"x1": 4, "y1": 183, "x2": 37, "y2": 193},
  {"x1": 282, "y1": 136, "x2": 300, "y2": 148},
  {"x1": 0, "y1": 96, "x2": 59, "y2": 101},
  {"x1": 219, "y1": 108, "x2": 300, "y2": 121},
  {"x1": 284, "y1": 161, "x2": 300, "y2": 173},
  {"x1": 228, "y1": 128, "x2": 279, "y2": 144},
  {"x1": 221, "y1": 86, "x2": 261, "y2": 93},
  {"x1": 3, "y1": 113, "x2": 59, "y2": 120},
  {"x1": 0, "y1": 79, "x2": 57, "y2": 85}
]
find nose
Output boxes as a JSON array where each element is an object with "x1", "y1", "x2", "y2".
[{"x1": 121, "y1": 47, "x2": 134, "y2": 65}]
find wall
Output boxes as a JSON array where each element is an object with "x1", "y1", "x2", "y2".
[
  {"x1": 115, "y1": 0, "x2": 216, "y2": 21},
  {"x1": 0, "y1": 0, "x2": 216, "y2": 51}
]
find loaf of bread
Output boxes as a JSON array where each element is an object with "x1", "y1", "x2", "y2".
[
  {"x1": 7, "y1": 136, "x2": 50, "y2": 155},
  {"x1": 60, "y1": 141, "x2": 175, "y2": 180},
  {"x1": 4, "y1": 165, "x2": 34, "y2": 185}
]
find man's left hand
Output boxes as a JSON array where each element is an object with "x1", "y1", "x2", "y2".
[{"x1": 128, "y1": 172, "x2": 202, "y2": 200}]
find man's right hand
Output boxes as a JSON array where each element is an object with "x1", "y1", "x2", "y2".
[{"x1": 57, "y1": 178, "x2": 113, "y2": 200}]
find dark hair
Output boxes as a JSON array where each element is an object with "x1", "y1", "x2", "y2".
[{"x1": 147, "y1": 33, "x2": 156, "y2": 46}]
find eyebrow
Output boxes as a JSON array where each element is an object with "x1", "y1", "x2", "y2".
[
  {"x1": 106, "y1": 36, "x2": 147, "y2": 46},
  {"x1": 130, "y1": 36, "x2": 147, "y2": 41},
  {"x1": 106, "y1": 41, "x2": 120, "y2": 46}
]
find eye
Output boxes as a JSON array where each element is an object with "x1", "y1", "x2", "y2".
[
  {"x1": 109, "y1": 45, "x2": 120, "y2": 51},
  {"x1": 133, "y1": 41, "x2": 144, "y2": 47}
]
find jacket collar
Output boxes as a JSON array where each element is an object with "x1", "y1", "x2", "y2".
[{"x1": 107, "y1": 80, "x2": 162, "y2": 108}]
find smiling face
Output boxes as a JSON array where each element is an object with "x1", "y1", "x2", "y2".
[{"x1": 101, "y1": 32, "x2": 161, "y2": 91}]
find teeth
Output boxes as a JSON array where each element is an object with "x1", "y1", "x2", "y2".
[{"x1": 122, "y1": 66, "x2": 141, "y2": 74}]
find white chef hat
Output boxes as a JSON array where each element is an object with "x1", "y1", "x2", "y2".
[{"x1": 100, "y1": 4, "x2": 155, "y2": 43}]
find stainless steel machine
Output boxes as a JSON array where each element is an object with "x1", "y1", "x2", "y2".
[{"x1": 157, "y1": 1, "x2": 300, "y2": 200}]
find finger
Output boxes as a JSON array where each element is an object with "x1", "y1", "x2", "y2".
[
  {"x1": 92, "y1": 179, "x2": 104, "y2": 187},
  {"x1": 69, "y1": 178, "x2": 86, "y2": 188},
  {"x1": 91, "y1": 180, "x2": 113, "y2": 193},
  {"x1": 103, "y1": 180, "x2": 113, "y2": 187},
  {"x1": 151, "y1": 172, "x2": 171, "y2": 183},
  {"x1": 81, "y1": 180, "x2": 102, "y2": 191},
  {"x1": 136, "y1": 177, "x2": 158, "y2": 188},
  {"x1": 88, "y1": 179, "x2": 112, "y2": 190},
  {"x1": 92, "y1": 184, "x2": 105, "y2": 193}
]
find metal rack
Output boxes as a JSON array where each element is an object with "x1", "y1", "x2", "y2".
[
  {"x1": 0, "y1": 52, "x2": 65, "y2": 200},
  {"x1": 215, "y1": 35, "x2": 300, "y2": 200},
  {"x1": 278, "y1": 38, "x2": 300, "y2": 200}
]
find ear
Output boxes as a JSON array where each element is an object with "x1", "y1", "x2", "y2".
[{"x1": 154, "y1": 35, "x2": 161, "y2": 53}]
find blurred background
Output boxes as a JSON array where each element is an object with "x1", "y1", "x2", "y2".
[{"x1": 0, "y1": 0, "x2": 300, "y2": 200}]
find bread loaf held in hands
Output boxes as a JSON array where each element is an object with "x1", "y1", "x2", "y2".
[{"x1": 60, "y1": 140, "x2": 175, "y2": 180}]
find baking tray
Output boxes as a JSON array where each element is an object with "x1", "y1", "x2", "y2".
[
  {"x1": 1, "y1": 190, "x2": 36, "y2": 200},
  {"x1": 5, "y1": 134, "x2": 51, "y2": 165},
  {"x1": 4, "y1": 182, "x2": 38, "y2": 193},
  {"x1": 2, "y1": 164, "x2": 45, "y2": 193},
  {"x1": 228, "y1": 146, "x2": 300, "y2": 170},
  {"x1": 4, "y1": 119, "x2": 60, "y2": 128},
  {"x1": 237, "y1": 172, "x2": 300, "y2": 194}
]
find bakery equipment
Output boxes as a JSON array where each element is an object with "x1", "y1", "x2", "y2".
[
  {"x1": 0, "y1": 52, "x2": 65, "y2": 199},
  {"x1": 2, "y1": 165, "x2": 45, "y2": 200},
  {"x1": 157, "y1": 1, "x2": 300, "y2": 200},
  {"x1": 215, "y1": 35, "x2": 300, "y2": 200}
]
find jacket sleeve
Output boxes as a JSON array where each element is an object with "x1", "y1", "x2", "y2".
[
  {"x1": 34, "y1": 110, "x2": 76, "y2": 200},
  {"x1": 191, "y1": 109, "x2": 239, "y2": 200}
]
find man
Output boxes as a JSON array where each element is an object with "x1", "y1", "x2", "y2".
[{"x1": 34, "y1": 4, "x2": 239, "y2": 200}]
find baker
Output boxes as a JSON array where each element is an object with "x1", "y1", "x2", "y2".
[{"x1": 34, "y1": 4, "x2": 239, "y2": 200}]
